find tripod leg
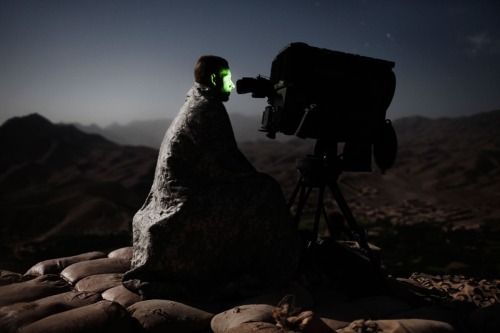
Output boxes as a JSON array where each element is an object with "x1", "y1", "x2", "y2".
[
  {"x1": 327, "y1": 180, "x2": 376, "y2": 263},
  {"x1": 288, "y1": 176, "x2": 303, "y2": 208},
  {"x1": 292, "y1": 184, "x2": 313, "y2": 229},
  {"x1": 312, "y1": 185, "x2": 326, "y2": 241}
]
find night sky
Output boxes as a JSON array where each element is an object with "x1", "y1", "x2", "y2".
[{"x1": 1, "y1": 0, "x2": 499, "y2": 126}]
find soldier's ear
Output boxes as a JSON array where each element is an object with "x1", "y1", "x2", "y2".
[{"x1": 210, "y1": 73, "x2": 217, "y2": 86}]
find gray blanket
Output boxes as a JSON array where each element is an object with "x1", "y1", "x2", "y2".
[{"x1": 123, "y1": 83, "x2": 301, "y2": 301}]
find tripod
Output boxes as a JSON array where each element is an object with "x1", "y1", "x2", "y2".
[{"x1": 288, "y1": 141, "x2": 379, "y2": 266}]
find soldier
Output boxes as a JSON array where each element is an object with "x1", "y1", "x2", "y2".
[{"x1": 122, "y1": 55, "x2": 301, "y2": 301}]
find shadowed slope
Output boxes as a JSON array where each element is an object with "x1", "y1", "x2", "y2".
[{"x1": 0, "y1": 114, "x2": 157, "y2": 268}]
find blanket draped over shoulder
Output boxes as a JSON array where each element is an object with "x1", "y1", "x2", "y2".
[{"x1": 122, "y1": 83, "x2": 301, "y2": 301}]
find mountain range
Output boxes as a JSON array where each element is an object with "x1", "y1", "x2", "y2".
[
  {"x1": 74, "y1": 113, "x2": 271, "y2": 149},
  {"x1": 1, "y1": 110, "x2": 499, "y2": 277}
]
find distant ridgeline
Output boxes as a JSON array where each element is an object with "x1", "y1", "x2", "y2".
[{"x1": 74, "y1": 113, "x2": 267, "y2": 148}]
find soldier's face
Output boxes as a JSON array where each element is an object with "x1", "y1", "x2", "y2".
[{"x1": 217, "y1": 68, "x2": 235, "y2": 101}]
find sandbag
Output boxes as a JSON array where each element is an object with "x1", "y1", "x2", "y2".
[
  {"x1": 0, "y1": 274, "x2": 70, "y2": 307},
  {"x1": 128, "y1": 299, "x2": 214, "y2": 333},
  {"x1": 321, "y1": 317, "x2": 350, "y2": 331},
  {"x1": 224, "y1": 322, "x2": 288, "y2": 333},
  {"x1": 237, "y1": 282, "x2": 315, "y2": 310},
  {"x1": 217, "y1": 309, "x2": 338, "y2": 333},
  {"x1": 19, "y1": 300, "x2": 133, "y2": 333},
  {"x1": 0, "y1": 270, "x2": 25, "y2": 286},
  {"x1": 60, "y1": 257, "x2": 130, "y2": 284},
  {"x1": 34, "y1": 289, "x2": 102, "y2": 305},
  {"x1": 338, "y1": 318, "x2": 456, "y2": 333},
  {"x1": 74, "y1": 273, "x2": 123, "y2": 293},
  {"x1": 0, "y1": 290, "x2": 101, "y2": 333},
  {"x1": 386, "y1": 304, "x2": 461, "y2": 328},
  {"x1": 101, "y1": 284, "x2": 141, "y2": 308},
  {"x1": 211, "y1": 304, "x2": 275, "y2": 333},
  {"x1": 282, "y1": 311, "x2": 336, "y2": 333},
  {"x1": 108, "y1": 246, "x2": 133, "y2": 260},
  {"x1": 24, "y1": 251, "x2": 107, "y2": 277}
]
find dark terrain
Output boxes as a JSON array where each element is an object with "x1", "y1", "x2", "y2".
[
  {"x1": 1, "y1": 111, "x2": 499, "y2": 279},
  {"x1": 0, "y1": 114, "x2": 157, "y2": 270}
]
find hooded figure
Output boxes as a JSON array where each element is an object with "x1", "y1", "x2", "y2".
[{"x1": 122, "y1": 56, "x2": 301, "y2": 301}]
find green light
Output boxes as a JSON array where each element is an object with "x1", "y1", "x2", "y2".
[{"x1": 220, "y1": 69, "x2": 234, "y2": 93}]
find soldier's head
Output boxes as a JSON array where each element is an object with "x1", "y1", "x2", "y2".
[{"x1": 194, "y1": 55, "x2": 235, "y2": 101}]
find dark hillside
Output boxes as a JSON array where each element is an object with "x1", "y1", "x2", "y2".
[
  {"x1": 0, "y1": 114, "x2": 157, "y2": 269},
  {"x1": 238, "y1": 110, "x2": 500, "y2": 277}
]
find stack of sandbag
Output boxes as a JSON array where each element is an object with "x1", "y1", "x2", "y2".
[
  {"x1": 59, "y1": 257, "x2": 130, "y2": 293},
  {"x1": 0, "y1": 247, "x2": 219, "y2": 332},
  {"x1": 0, "y1": 272, "x2": 134, "y2": 333},
  {"x1": 9, "y1": 300, "x2": 133, "y2": 333},
  {"x1": 24, "y1": 251, "x2": 108, "y2": 276},
  {"x1": 0, "y1": 249, "x2": 128, "y2": 332},
  {"x1": 0, "y1": 274, "x2": 71, "y2": 307},
  {"x1": 0, "y1": 290, "x2": 101, "y2": 332},
  {"x1": 1, "y1": 246, "x2": 500, "y2": 332}
]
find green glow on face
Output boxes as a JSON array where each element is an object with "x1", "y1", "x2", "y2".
[{"x1": 220, "y1": 69, "x2": 235, "y2": 93}]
